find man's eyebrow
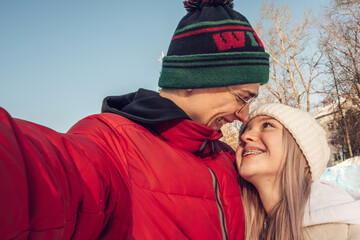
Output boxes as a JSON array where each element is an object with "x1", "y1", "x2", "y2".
[{"x1": 240, "y1": 89, "x2": 258, "y2": 98}]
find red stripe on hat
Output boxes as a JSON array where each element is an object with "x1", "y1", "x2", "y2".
[
  {"x1": 172, "y1": 25, "x2": 253, "y2": 40},
  {"x1": 253, "y1": 32, "x2": 264, "y2": 47}
]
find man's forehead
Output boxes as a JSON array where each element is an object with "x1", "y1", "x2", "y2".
[{"x1": 233, "y1": 84, "x2": 260, "y2": 97}]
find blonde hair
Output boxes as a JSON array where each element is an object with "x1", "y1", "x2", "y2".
[{"x1": 240, "y1": 128, "x2": 312, "y2": 240}]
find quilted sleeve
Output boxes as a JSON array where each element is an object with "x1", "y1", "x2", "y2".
[{"x1": 0, "y1": 108, "x2": 131, "y2": 239}]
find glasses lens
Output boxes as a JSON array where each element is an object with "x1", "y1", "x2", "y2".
[
  {"x1": 237, "y1": 103, "x2": 247, "y2": 114},
  {"x1": 228, "y1": 87, "x2": 257, "y2": 114},
  {"x1": 238, "y1": 96, "x2": 257, "y2": 114}
]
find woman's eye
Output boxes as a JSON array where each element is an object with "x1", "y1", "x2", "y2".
[{"x1": 263, "y1": 121, "x2": 274, "y2": 128}]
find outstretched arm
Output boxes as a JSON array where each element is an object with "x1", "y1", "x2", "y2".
[{"x1": 0, "y1": 108, "x2": 131, "y2": 239}]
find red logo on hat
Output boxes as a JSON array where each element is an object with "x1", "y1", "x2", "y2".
[{"x1": 213, "y1": 31, "x2": 245, "y2": 51}]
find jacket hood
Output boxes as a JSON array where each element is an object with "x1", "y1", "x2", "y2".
[
  {"x1": 101, "y1": 88, "x2": 190, "y2": 125},
  {"x1": 303, "y1": 180, "x2": 360, "y2": 227}
]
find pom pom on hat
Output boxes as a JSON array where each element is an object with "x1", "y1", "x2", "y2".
[
  {"x1": 184, "y1": 0, "x2": 234, "y2": 12},
  {"x1": 240, "y1": 103, "x2": 330, "y2": 181}
]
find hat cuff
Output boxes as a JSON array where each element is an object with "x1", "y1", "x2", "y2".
[{"x1": 158, "y1": 52, "x2": 269, "y2": 89}]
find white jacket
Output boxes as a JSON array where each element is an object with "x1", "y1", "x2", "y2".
[
  {"x1": 304, "y1": 180, "x2": 360, "y2": 226},
  {"x1": 303, "y1": 180, "x2": 360, "y2": 240}
]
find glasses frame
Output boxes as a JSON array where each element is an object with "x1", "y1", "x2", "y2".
[{"x1": 227, "y1": 86, "x2": 257, "y2": 114}]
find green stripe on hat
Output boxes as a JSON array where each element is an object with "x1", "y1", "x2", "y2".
[
  {"x1": 174, "y1": 19, "x2": 251, "y2": 35},
  {"x1": 159, "y1": 52, "x2": 269, "y2": 88},
  {"x1": 162, "y1": 52, "x2": 269, "y2": 68},
  {"x1": 162, "y1": 51, "x2": 268, "y2": 61}
]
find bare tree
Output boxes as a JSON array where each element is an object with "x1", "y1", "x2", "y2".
[
  {"x1": 325, "y1": 59, "x2": 354, "y2": 158},
  {"x1": 319, "y1": 0, "x2": 360, "y2": 100},
  {"x1": 255, "y1": 0, "x2": 323, "y2": 111},
  {"x1": 318, "y1": 0, "x2": 360, "y2": 158},
  {"x1": 221, "y1": 0, "x2": 325, "y2": 148}
]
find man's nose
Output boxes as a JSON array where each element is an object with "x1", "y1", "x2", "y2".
[{"x1": 235, "y1": 105, "x2": 250, "y2": 122}]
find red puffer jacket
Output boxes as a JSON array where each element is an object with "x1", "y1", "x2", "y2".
[{"x1": 0, "y1": 107, "x2": 244, "y2": 239}]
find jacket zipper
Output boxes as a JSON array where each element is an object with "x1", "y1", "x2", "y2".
[{"x1": 207, "y1": 167, "x2": 229, "y2": 240}]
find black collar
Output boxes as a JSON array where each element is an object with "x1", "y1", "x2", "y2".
[{"x1": 101, "y1": 88, "x2": 190, "y2": 125}]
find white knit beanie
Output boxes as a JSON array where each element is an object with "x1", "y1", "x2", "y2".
[{"x1": 240, "y1": 103, "x2": 330, "y2": 181}]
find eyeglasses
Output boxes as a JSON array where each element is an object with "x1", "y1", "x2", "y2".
[{"x1": 227, "y1": 86, "x2": 257, "y2": 114}]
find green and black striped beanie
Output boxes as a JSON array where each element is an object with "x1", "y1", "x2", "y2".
[{"x1": 158, "y1": 0, "x2": 269, "y2": 89}]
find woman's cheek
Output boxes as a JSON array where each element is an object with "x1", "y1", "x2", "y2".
[{"x1": 235, "y1": 145, "x2": 243, "y2": 168}]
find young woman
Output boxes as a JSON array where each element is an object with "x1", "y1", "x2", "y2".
[{"x1": 236, "y1": 103, "x2": 360, "y2": 240}]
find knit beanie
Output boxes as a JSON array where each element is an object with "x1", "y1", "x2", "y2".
[
  {"x1": 240, "y1": 103, "x2": 330, "y2": 181},
  {"x1": 158, "y1": 0, "x2": 269, "y2": 89}
]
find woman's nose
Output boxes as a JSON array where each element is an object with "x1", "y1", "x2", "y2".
[{"x1": 240, "y1": 129, "x2": 258, "y2": 143}]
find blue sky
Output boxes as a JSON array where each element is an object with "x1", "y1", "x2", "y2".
[{"x1": 0, "y1": 0, "x2": 326, "y2": 132}]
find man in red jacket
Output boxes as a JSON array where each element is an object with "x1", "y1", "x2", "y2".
[{"x1": 0, "y1": 1, "x2": 269, "y2": 239}]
